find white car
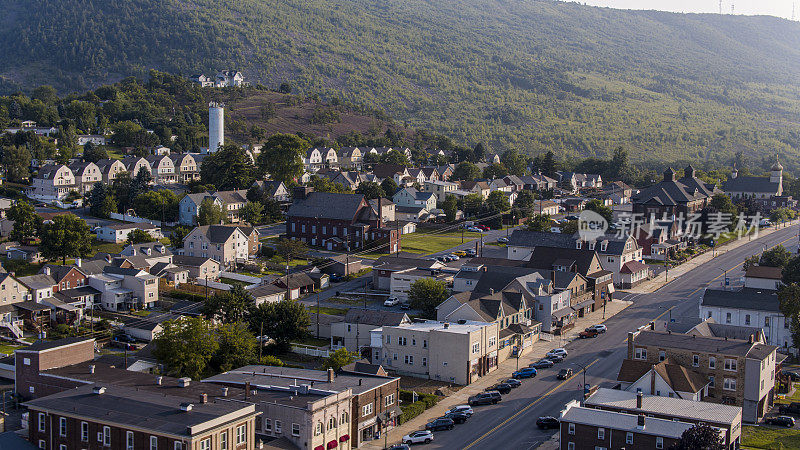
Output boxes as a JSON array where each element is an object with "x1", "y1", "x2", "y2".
[
  {"x1": 384, "y1": 297, "x2": 401, "y2": 307},
  {"x1": 547, "y1": 348, "x2": 568, "y2": 357},
  {"x1": 467, "y1": 227, "x2": 482, "y2": 232},
  {"x1": 497, "y1": 237, "x2": 509, "y2": 243},
  {"x1": 403, "y1": 430, "x2": 434, "y2": 445},
  {"x1": 448, "y1": 405, "x2": 474, "y2": 417},
  {"x1": 587, "y1": 324, "x2": 607, "y2": 333}
]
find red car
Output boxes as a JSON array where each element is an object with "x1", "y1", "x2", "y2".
[{"x1": 477, "y1": 225, "x2": 490, "y2": 231}]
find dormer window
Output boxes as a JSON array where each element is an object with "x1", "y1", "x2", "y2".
[
  {"x1": 600, "y1": 242, "x2": 608, "y2": 252},
  {"x1": 576, "y1": 241, "x2": 582, "y2": 249},
  {"x1": 588, "y1": 242, "x2": 595, "y2": 250}
]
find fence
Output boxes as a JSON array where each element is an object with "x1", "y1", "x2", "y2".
[
  {"x1": 291, "y1": 344, "x2": 331, "y2": 358},
  {"x1": 108, "y1": 212, "x2": 178, "y2": 228},
  {"x1": 539, "y1": 333, "x2": 554, "y2": 342},
  {"x1": 219, "y1": 271, "x2": 263, "y2": 284}
]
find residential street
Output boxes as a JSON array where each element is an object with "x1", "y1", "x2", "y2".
[{"x1": 373, "y1": 224, "x2": 800, "y2": 450}]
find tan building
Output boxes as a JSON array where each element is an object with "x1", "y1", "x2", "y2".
[
  {"x1": 182, "y1": 225, "x2": 250, "y2": 268},
  {"x1": 172, "y1": 255, "x2": 221, "y2": 281},
  {"x1": 422, "y1": 180, "x2": 458, "y2": 205},
  {"x1": 67, "y1": 161, "x2": 102, "y2": 194},
  {"x1": 331, "y1": 309, "x2": 411, "y2": 355},
  {"x1": 379, "y1": 320, "x2": 500, "y2": 385},
  {"x1": 169, "y1": 153, "x2": 201, "y2": 183},
  {"x1": 95, "y1": 158, "x2": 127, "y2": 184},
  {"x1": 26, "y1": 164, "x2": 78, "y2": 201},
  {"x1": 628, "y1": 328, "x2": 777, "y2": 423}
]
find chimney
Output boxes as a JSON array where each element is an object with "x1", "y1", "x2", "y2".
[
  {"x1": 131, "y1": 248, "x2": 137, "y2": 256},
  {"x1": 627, "y1": 332, "x2": 635, "y2": 359},
  {"x1": 489, "y1": 288, "x2": 494, "y2": 295},
  {"x1": 178, "y1": 377, "x2": 191, "y2": 387},
  {"x1": 637, "y1": 414, "x2": 645, "y2": 429},
  {"x1": 200, "y1": 393, "x2": 208, "y2": 404},
  {"x1": 637, "y1": 391, "x2": 643, "y2": 409},
  {"x1": 757, "y1": 330, "x2": 764, "y2": 342},
  {"x1": 156, "y1": 376, "x2": 163, "y2": 385},
  {"x1": 76, "y1": 257, "x2": 82, "y2": 267},
  {"x1": 749, "y1": 334, "x2": 754, "y2": 344},
  {"x1": 222, "y1": 387, "x2": 229, "y2": 397},
  {"x1": 551, "y1": 270, "x2": 555, "y2": 284},
  {"x1": 650, "y1": 369, "x2": 655, "y2": 396},
  {"x1": 43, "y1": 266, "x2": 51, "y2": 276},
  {"x1": 358, "y1": 379, "x2": 362, "y2": 386},
  {"x1": 327, "y1": 368, "x2": 335, "y2": 383},
  {"x1": 649, "y1": 322, "x2": 655, "y2": 331},
  {"x1": 444, "y1": 323, "x2": 450, "y2": 329},
  {"x1": 180, "y1": 402, "x2": 193, "y2": 412},
  {"x1": 89, "y1": 364, "x2": 95, "y2": 374},
  {"x1": 245, "y1": 382, "x2": 251, "y2": 400},
  {"x1": 92, "y1": 386, "x2": 106, "y2": 395}
]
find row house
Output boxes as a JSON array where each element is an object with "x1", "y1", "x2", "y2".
[
  {"x1": 422, "y1": 180, "x2": 459, "y2": 205},
  {"x1": 145, "y1": 155, "x2": 178, "y2": 184},
  {"x1": 67, "y1": 161, "x2": 101, "y2": 194},
  {"x1": 424, "y1": 165, "x2": 454, "y2": 181},
  {"x1": 181, "y1": 225, "x2": 253, "y2": 268},
  {"x1": 95, "y1": 159, "x2": 126, "y2": 183},
  {"x1": 26, "y1": 164, "x2": 78, "y2": 201},
  {"x1": 88, "y1": 266, "x2": 159, "y2": 311},
  {"x1": 556, "y1": 171, "x2": 603, "y2": 192},
  {"x1": 287, "y1": 188, "x2": 400, "y2": 253},
  {"x1": 178, "y1": 189, "x2": 248, "y2": 225},
  {"x1": 392, "y1": 187, "x2": 436, "y2": 222},
  {"x1": 252, "y1": 180, "x2": 290, "y2": 202},
  {"x1": 169, "y1": 153, "x2": 201, "y2": 183},
  {"x1": 331, "y1": 309, "x2": 411, "y2": 355},
  {"x1": 121, "y1": 156, "x2": 151, "y2": 178}
]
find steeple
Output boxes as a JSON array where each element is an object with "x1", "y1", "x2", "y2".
[
  {"x1": 731, "y1": 163, "x2": 738, "y2": 179},
  {"x1": 663, "y1": 167, "x2": 675, "y2": 182}
]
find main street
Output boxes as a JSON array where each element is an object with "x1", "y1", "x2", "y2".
[{"x1": 419, "y1": 224, "x2": 800, "y2": 450}]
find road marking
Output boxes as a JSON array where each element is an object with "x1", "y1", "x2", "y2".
[{"x1": 463, "y1": 358, "x2": 599, "y2": 449}]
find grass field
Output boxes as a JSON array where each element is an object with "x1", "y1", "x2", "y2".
[
  {"x1": 0, "y1": 257, "x2": 44, "y2": 276},
  {"x1": 0, "y1": 342, "x2": 23, "y2": 355},
  {"x1": 219, "y1": 277, "x2": 250, "y2": 288},
  {"x1": 742, "y1": 425, "x2": 800, "y2": 449},
  {"x1": 361, "y1": 230, "x2": 484, "y2": 258},
  {"x1": 90, "y1": 239, "x2": 125, "y2": 255},
  {"x1": 308, "y1": 306, "x2": 348, "y2": 316},
  {"x1": 775, "y1": 383, "x2": 800, "y2": 405}
]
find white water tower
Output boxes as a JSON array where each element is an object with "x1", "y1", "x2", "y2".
[{"x1": 208, "y1": 101, "x2": 224, "y2": 153}]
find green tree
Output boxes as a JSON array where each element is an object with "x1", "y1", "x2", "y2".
[
  {"x1": 132, "y1": 189, "x2": 180, "y2": 222},
  {"x1": 256, "y1": 134, "x2": 307, "y2": 184},
  {"x1": 8, "y1": 201, "x2": 42, "y2": 244},
  {"x1": 275, "y1": 238, "x2": 308, "y2": 263},
  {"x1": 526, "y1": 214, "x2": 552, "y2": 232},
  {"x1": 249, "y1": 300, "x2": 310, "y2": 349},
  {"x1": 323, "y1": 348, "x2": 359, "y2": 370},
  {"x1": 82, "y1": 143, "x2": 108, "y2": 163},
  {"x1": 783, "y1": 256, "x2": 800, "y2": 285},
  {"x1": 482, "y1": 163, "x2": 508, "y2": 179},
  {"x1": 356, "y1": 181, "x2": 385, "y2": 200},
  {"x1": 501, "y1": 150, "x2": 527, "y2": 176},
  {"x1": 39, "y1": 214, "x2": 92, "y2": 264},
  {"x1": 452, "y1": 162, "x2": 481, "y2": 181},
  {"x1": 1, "y1": 145, "x2": 32, "y2": 182},
  {"x1": 485, "y1": 190, "x2": 510, "y2": 213},
  {"x1": 770, "y1": 207, "x2": 796, "y2": 224},
  {"x1": 584, "y1": 199, "x2": 613, "y2": 224},
  {"x1": 541, "y1": 151, "x2": 559, "y2": 177},
  {"x1": 170, "y1": 226, "x2": 192, "y2": 248},
  {"x1": 31, "y1": 85, "x2": 58, "y2": 104},
  {"x1": 212, "y1": 322, "x2": 257, "y2": 372},
  {"x1": 201, "y1": 144, "x2": 255, "y2": 190},
  {"x1": 709, "y1": 194, "x2": 738, "y2": 219},
  {"x1": 671, "y1": 424, "x2": 725, "y2": 450},
  {"x1": 442, "y1": 194, "x2": 458, "y2": 222},
  {"x1": 198, "y1": 198, "x2": 226, "y2": 225},
  {"x1": 742, "y1": 255, "x2": 759, "y2": 272},
  {"x1": 88, "y1": 182, "x2": 117, "y2": 219},
  {"x1": 382, "y1": 150, "x2": 410, "y2": 166},
  {"x1": 561, "y1": 220, "x2": 579, "y2": 235},
  {"x1": 514, "y1": 190, "x2": 537, "y2": 216},
  {"x1": 760, "y1": 245, "x2": 792, "y2": 268},
  {"x1": 380, "y1": 178, "x2": 399, "y2": 197},
  {"x1": 110, "y1": 172, "x2": 133, "y2": 213},
  {"x1": 462, "y1": 193, "x2": 483, "y2": 216},
  {"x1": 203, "y1": 285, "x2": 253, "y2": 324},
  {"x1": 126, "y1": 228, "x2": 155, "y2": 245},
  {"x1": 153, "y1": 317, "x2": 219, "y2": 380},
  {"x1": 240, "y1": 201, "x2": 265, "y2": 225},
  {"x1": 408, "y1": 278, "x2": 450, "y2": 318}
]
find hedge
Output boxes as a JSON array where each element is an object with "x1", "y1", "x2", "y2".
[{"x1": 397, "y1": 390, "x2": 439, "y2": 424}]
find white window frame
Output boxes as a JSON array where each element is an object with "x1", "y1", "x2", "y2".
[
  {"x1": 126, "y1": 431, "x2": 135, "y2": 450},
  {"x1": 38, "y1": 413, "x2": 46, "y2": 432},
  {"x1": 656, "y1": 437, "x2": 664, "y2": 449},
  {"x1": 81, "y1": 422, "x2": 89, "y2": 442},
  {"x1": 724, "y1": 377, "x2": 737, "y2": 391},
  {"x1": 362, "y1": 402, "x2": 373, "y2": 417},
  {"x1": 568, "y1": 423, "x2": 575, "y2": 435},
  {"x1": 103, "y1": 426, "x2": 111, "y2": 447},
  {"x1": 598, "y1": 428, "x2": 605, "y2": 439},
  {"x1": 237, "y1": 424, "x2": 247, "y2": 443},
  {"x1": 626, "y1": 432, "x2": 633, "y2": 444},
  {"x1": 724, "y1": 358, "x2": 737, "y2": 371},
  {"x1": 220, "y1": 431, "x2": 227, "y2": 450},
  {"x1": 150, "y1": 436, "x2": 158, "y2": 450},
  {"x1": 634, "y1": 347, "x2": 647, "y2": 360}
]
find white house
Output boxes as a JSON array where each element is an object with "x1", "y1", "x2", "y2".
[
  {"x1": 26, "y1": 164, "x2": 78, "y2": 201},
  {"x1": 96, "y1": 223, "x2": 162, "y2": 243},
  {"x1": 700, "y1": 287, "x2": 790, "y2": 349}
]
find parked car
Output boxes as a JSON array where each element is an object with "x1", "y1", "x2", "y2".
[
  {"x1": 467, "y1": 227, "x2": 482, "y2": 232},
  {"x1": 782, "y1": 369, "x2": 800, "y2": 381},
  {"x1": 384, "y1": 297, "x2": 401, "y2": 307},
  {"x1": 465, "y1": 249, "x2": 477, "y2": 257},
  {"x1": 477, "y1": 225, "x2": 490, "y2": 231},
  {"x1": 547, "y1": 348, "x2": 568, "y2": 357},
  {"x1": 779, "y1": 402, "x2": 800, "y2": 416},
  {"x1": 512, "y1": 367, "x2": 538, "y2": 379},
  {"x1": 766, "y1": 416, "x2": 796, "y2": 427},
  {"x1": 486, "y1": 383, "x2": 512, "y2": 394},
  {"x1": 536, "y1": 416, "x2": 560, "y2": 430},
  {"x1": 504, "y1": 379, "x2": 522, "y2": 388},
  {"x1": 329, "y1": 274, "x2": 343, "y2": 282},
  {"x1": 545, "y1": 354, "x2": 565, "y2": 363},
  {"x1": 400, "y1": 302, "x2": 411, "y2": 310},
  {"x1": 443, "y1": 411, "x2": 470, "y2": 424},
  {"x1": 402, "y1": 430, "x2": 434, "y2": 445},
  {"x1": 453, "y1": 250, "x2": 467, "y2": 257},
  {"x1": 468, "y1": 392, "x2": 501, "y2": 406},
  {"x1": 530, "y1": 359, "x2": 555, "y2": 369},
  {"x1": 447, "y1": 254, "x2": 460, "y2": 260},
  {"x1": 426, "y1": 418, "x2": 455, "y2": 431},
  {"x1": 565, "y1": 215, "x2": 579, "y2": 221},
  {"x1": 113, "y1": 334, "x2": 136, "y2": 344},
  {"x1": 579, "y1": 329, "x2": 599, "y2": 339},
  {"x1": 586, "y1": 324, "x2": 607, "y2": 333},
  {"x1": 388, "y1": 445, "x2": 411, "y2": 450},
  {"x1": 557, "y1": 368, "x2": 574, "y2": 380},
  {"x1": 497, "y1": 237, "x2": 509, "y2": 243},
  {"x1": 448, "y1": 405, "x2": 474, "y2": 417},
  {"x1": 436, "y1": 256, "x2": 448, "y2": 262}
]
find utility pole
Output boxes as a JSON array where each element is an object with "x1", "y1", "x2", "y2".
[
  {"x1": 316, "y1": 292, "x2": 320, "y2": 338},
  {"x1": 259, "y1": 321, "x2": 264, "y2": 360}
]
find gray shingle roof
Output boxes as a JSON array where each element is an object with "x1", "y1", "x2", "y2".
[
  {"x1": 342, "y1": 308, "x2": 409, "y2": 326},
  {"x1": 722, "y1": 176, "x2": 780, "y2": 194},
  {"x1": 702, "y1": 287, "x2": 780, "y2": 313},
  {"x1": 288, "y1": 192, "x2": 367, "y2": 221},
  {"x1": 560, "y1": 404, "x2": 695, "y2": 439},
  {"x1": 585, "y1": 388, "x2": 740, "y2": 424},
  {"x1": 634, "y1": 330, "x2": 775, "y2": 359},
  {"x1": 17, "y1": 274, "x2": 56, "y2": 290}
]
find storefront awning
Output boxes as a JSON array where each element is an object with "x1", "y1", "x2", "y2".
[
  {"x1": 552, "y1": 306, "x2": 573, "y2": 319},
  {"x1": 339, "y1": 435, "x2": 350, "y2": 442},
  {"x1": 327, "y1": 440, "x2": 338, "y2": 449},
  {"x1": 572, "y1": 299, "x2": 595, "y2": 311}
]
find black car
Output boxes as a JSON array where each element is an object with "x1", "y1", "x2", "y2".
[
  {"x1": 504, "y1": 379, "x2": 522, "y2": 388},
  {"x1": 783, "y1": 369, "x2": 800, "y2": 381},
  {"x1": 468, "y1": 392, "x2": 501, "y2": 406},
  {"x1": 779, "y1": 402, "x2": 800, "y2": 416},
  {"x1": 536, "y1": 416, "x2": 560, "y2": 430},
  {"x1": 113, "y1": 334, "x2": 136, "y2": 344},
  {"x1": 546, "y1": 354, "x2": 565, "y2": 363},
  {"x1": 486, "y1": 383, "x2": 512, "y2": 394},
  {"x1": 530, "y1": 359, "x2": 555, "y2": 369},
  {"x1": 426, "y1": 417, "x2": 455, "y2": 431},
  {"x1": 766, "y1": 416, "x2": 796, "y2": 427},
  {"x1": 443, "y1": 411, "x2": 470, "y2": 424},
  {"x1": 388, "y1": 445, "x2": 411, "y2": 450},
  {"x1": 557, "y1": 368, "x2": 573, "y2": 380}
]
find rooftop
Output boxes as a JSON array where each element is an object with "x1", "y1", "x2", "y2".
[
  {"x1": 585, "y1": 388, "x2": 741, "y2": 424},
  {"x1": 702, "y1": 287, "x2": 780, "y2": 313},
  {"x1": 561, "y1": 403, "x2": 697, "y2": 439},
  {"x1": 390, "y1": 320, "x2": 491, "y2": 334},
  {"x1": 633, "y1": 330, "x2": 776, "y2": 360}
]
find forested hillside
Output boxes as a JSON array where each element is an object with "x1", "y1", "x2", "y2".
[{"x1": 3, "y1": 0, "x2": 800, "y2": 170}]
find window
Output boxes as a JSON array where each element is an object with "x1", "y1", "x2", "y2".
[
  {"x1": 103, "y1": 426, "x2": 111, "y2": 446},
  {"x1": 709, "y1": 376, "x2": 715, "y2": 387},
  {"x1": 693, "y1": 355, "x2": 699, "y2": 367},
  {"x1": 362, "y1": 403, "x2": 373, "y2": 417},
  {"x1": 57, "y1": 416, "x2": 67, "y2": 437},
  {"x1": 744, "y1": 314, "x2": 751, "y2": 325},
  {"x1": 634, "y1": 347, "x2": 647, "y2": 360},
  {"x1": 151, "y1": 436, "x2": 158, "y2": 450},
  {"x1": 472, "y1": 342, "x2": 480, "y2": 353},
  {"x1": 489, "y1": 337, "x2": 496, "y2": 347},
  {"x1": 274, "y1": 421, "x2": 281, "y2": 435},
  {"x1": 174, "y1": 443, "x2": 183, "y2": 450},
  {"x1": 568, "y1": 423, "x2": 575, "y2": 435},
  {"x1": 237, "y1": 424, "x2": 247, "y2": 443},
  {"x1": 60, "y1": 445, "x2": 66, "y2": 450},
  {"x1": 423, "y1": 339, "x2": 427, "y2": 348},
  {"x1": 765, "y1": 317, "x2": 770, "y2": 327},
  {"x1": 38, "y1": 413, "x2": 46, "y2": 432},
  {"x1": 598, "y1": 428, "x2": 605, "y2": 439},
  {"x1": 292, "y1": 423, "x2": 300, "y2": 437},
  {"x1": 656, "y1": 437, "x2": 664, "y2": 449},
  {"x1": 38, "y1": 440, "x2": 45, "y2": 450},
  {"x1": 726, "y1": 312, "x2": 731, "y2": 324},
  {"x1": 724, "y1": 358, "x2": 737, "y2": 371},
  {"x1": 626, "y1": 432, "x2": 633, "y2": 444},
  {"x1": 658, "y1": 350, "x2": 665, "y2": 361},
  {"x1": 422, "y1": 357, "x2": 427, "y2": 367},
  {"x1": 723, "y1": 378, "x2": 736, "y2": 391},
  {"x1": 386, "y1": 394, "x2": 395, "y2": 406},
  {"x1": 341, "y1": 412, "x2": 349, "y2": 425},
  {"x1": 404, "y1": 355, "x2": 414, "y2": 365},
  {"x1": 199, "y1": 438, "x2": 211, "y2": 450},
  {"x1": 264, "y1": 418, "x2": 272, "y2": 432},
  {"x1": 709, "y1": 356, "x2": 716, "y2": 369},
  {"x1": 81, "y1": 422, "x2": 89, "y2": 442},
  {"x1": 127, "y1": 431, "x2": 134, "y2": 450},
  {"x1": 328, "y1": 417, "x2": 336, "y2": 430},
  {"x1": 385, "y1": 335, "x2": 390, "y2": 344},
  {"x1": 567, "y1": 443, "x2": 575, "y2": 450},
  {"x1": 315, "y1": 422, "x2": 323, "y2": 435}
]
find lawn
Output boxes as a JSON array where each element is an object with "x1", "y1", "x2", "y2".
[
  {"x1": 742, "y1": 425, "x2": 800, "y2": 449},
  {"x1": 0, "y1": 257, "x2": 44, "y2": 276},
  {"x1": 308, "y1": 306, "x2": 348, "y2": 316},
  {"x1": 360, "y1": 230, "x2": 483, "y2": 258},
  {"x1": 0, "y1": 342, "x2": 23, "y2": 355},
  {"x1": 90, "y1": 239, "x2": 125, "y2": 255},
  {"x1": 329, "y1": 297, "x2": 366, "y2": 306},
  {"x1": 291, "y1": 336, "x2": 330, "y2": 347},
  {"x1": 130, "y1": 310, "x2": 151, "y2": 317},
  {"x1": 219, "y1": 277, "x2": 251, "y2": 288},
  {"x1": 775, "y1": 383, "x2": 800, "y2": 405}
]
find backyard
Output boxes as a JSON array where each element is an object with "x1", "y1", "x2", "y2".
[
  {"x1": 742, "y1": 425, "x2": 800, "y2": 449},
  {"x1": 360, "y1": 230, "x2": 483, "y2": 258}
]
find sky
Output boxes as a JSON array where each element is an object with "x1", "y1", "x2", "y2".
[{"x1": 580, "y1": 0, "x2": 797, "y2": 20}]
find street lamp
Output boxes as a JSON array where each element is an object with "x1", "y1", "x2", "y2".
[{"x1": 571, "y1": 361, "x2": 588, "y2": 402}]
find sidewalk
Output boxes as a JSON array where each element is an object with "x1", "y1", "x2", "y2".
[{"x1": 362, "y1": 299, "x2": 633, "y2": 449}]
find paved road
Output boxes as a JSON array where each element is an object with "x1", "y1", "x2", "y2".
[{"x1": 416, "y1": 224, "x2": 800, "y2": 450}]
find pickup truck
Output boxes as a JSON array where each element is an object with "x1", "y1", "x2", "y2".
[
  {"x1": 579, "y1": 329, "x2": 599, "y2": 339},
  {"x1": 779, "y1": 402, "x2": 800, "y2": 416}
]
